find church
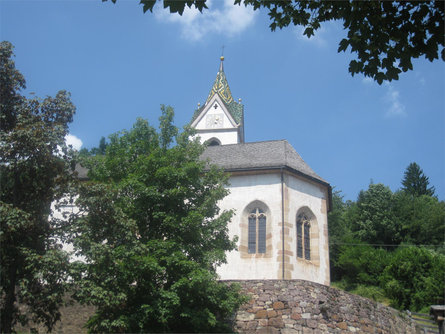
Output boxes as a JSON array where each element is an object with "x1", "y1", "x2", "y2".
[{"x1": 191, "y1": 57, "x2": 331, "y2": 285}]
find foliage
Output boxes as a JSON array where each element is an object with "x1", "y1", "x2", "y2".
[
  {"x1": 335, "y1": 241, "x2": 389, "y2": 287},
  {"x1": 328, "y1": 164, "x2": 444, "y2": 311},
  {"x1": 107, "y1": 0, "x2": 444, "y2": 84},
  {"x1": 350, "y1": 285, "x2": 387, "y2": 304},
  {"x1": 393, "y1": 191, "x2": 445, "y2": 247},
  {"x1": 0, "y1": 41, "x2": 25, "y2": 132},
  {"x1": 401, "y1": 162, "x2": 435, "y2": 197},
  {"x1": 327, "y1": 190, "x2": 350, "y2": 280},
  {"x1": 381, "y1": 247, "x2": 445, "y2": 311},
  {"x1": 103, "y1": 0, "x2": 208, "y2": 15},
  {"x1": 0, "y1": 41, "x2": 76, "y2": 333},
  {"x1": 68, "y1": 107, "x2": 245, "y2": 333},
  {"x1": 240, "y1": 1, "x2": 444, "y2": 84},
  {"x1": 352, "y1": 183, "x2": 399, "y2": 247}
]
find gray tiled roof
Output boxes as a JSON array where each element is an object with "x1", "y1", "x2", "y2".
[{"x1": 200, "y1": 140, "x2": 328, "y2": 185}]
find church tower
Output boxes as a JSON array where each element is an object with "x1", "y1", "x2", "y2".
[{"x1": 190, "y1": 57, "x2": 244, "y2": 145}]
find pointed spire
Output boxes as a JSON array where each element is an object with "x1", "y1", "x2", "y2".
[
  {"x1": 206, "y1": 56, "x2": 233, "y2": 105},
  {"x1": 219, "y1": 56, "x2": 224, "y2": 72}
]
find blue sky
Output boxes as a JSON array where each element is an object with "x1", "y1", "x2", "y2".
[{"x1": 2, "y1": 0, "x2": 444, "y2": 201}]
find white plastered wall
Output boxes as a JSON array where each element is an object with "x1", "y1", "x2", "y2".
[
  {"x1": 216, "y1": 171, "x2": 330, "y2": 285},
  {"x1": 284, "y1": 173, "x2": 330, "y2": 285},
  {"x1": 217, "y1": 173, "x2": 282, "y2": 279}
]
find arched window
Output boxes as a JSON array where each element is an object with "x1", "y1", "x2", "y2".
[
  {"x1": 206, "y1": 137, "x2": 221, "y2": 146},
  {"x1": 296, "y1": 213, "x2": 311, "y2": 260},
  {"x1": 248, "y1": 207, "x2": 266, "y2": 254}
]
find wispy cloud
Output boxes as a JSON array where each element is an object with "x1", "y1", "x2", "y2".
[
  {"x1": 294, "y1": 26, "x2": 328, "y2": 47},
  {"x1": 154, "y1": 0, "x2": 257, "y2": 42},
  {"x1": 65, "y1": 134, "x2": 83, "y2": 151},
  {"x1": 385, "y1": 85, "x2": 406, "y2": 118}
]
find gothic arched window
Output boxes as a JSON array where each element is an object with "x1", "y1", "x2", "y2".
[
  {"x1": 297, "y1": 213, "x2": 311, "y2": 260},
  {"x1": 248, "y1": 207, "x2": 266, "y2": 254}
]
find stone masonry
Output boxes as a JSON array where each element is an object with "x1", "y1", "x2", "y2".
[{"x1": 229, "y1": 280, "x2": 419, "y2": 334}]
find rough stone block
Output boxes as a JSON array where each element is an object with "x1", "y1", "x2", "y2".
[
  {"x1": 337, "y1": 322, "x2": 348, "y2": 330},
  {"x1": 237, "y1": 311, "x2": 255, "y2": 321},
  {"x1": 246, "y1": 320, "x2": 258, "y2": 330},
  {"x1": 302, "y1": 313, "x2": 311, "y2": 319},
  {"x1": 255, "y1": 310, "x2": 268, "y2": 319},
  {"x1": 268, "y1": 317, "x2": 285, "y2": 328},
  {"x1": 318, "y1": 323, "x2": 328, "y2": 331},
  {"x1": 272, "y1": 301, "x2": 285, "y2": 310},
  {"x1": 267, "y1": 310, "x2": 277, "y2": 318},
  {"x1": 302, "y1": 327, "x2": 314, "y2": 334},
  {"x1": 306, "y1": 319, "x2": 317, "y2": 329},
  {"x1": 258, "y1": 319, "x2": 268, "y2": 327}
]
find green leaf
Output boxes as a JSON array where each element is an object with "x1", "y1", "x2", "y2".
[{"x1": 338, "y1": 38, "x2": 349, "y2": 53}]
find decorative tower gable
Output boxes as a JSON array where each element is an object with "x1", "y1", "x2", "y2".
[{"x1": 190, "y1": 57, "x2": 244, "y2": 145}]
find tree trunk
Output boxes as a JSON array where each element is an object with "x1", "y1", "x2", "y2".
[{"x1": 1, "y1": 266, "x2": 17, "y2": 334}]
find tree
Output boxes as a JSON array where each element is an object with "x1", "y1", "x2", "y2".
[
  {"x1": 401, "y1": 162, "x2": 435, "y2": 197},
  {"x1": 381, "y1": 246, "x2": 445, "y2": 311},
  {"x1": 351, "y1": 183, "x2": 400, "y2": 247},
  {"x1": 103, "y1": 0, "x2": 444, "y2": 84},
  {"x1": 327, "y1": 189, "x2": 351, "y2": 281},
  {"x1": 68, "y1": 107, "x2": 244, "y2": 333},
  {"x1": 0, "y1": 41, "x2": 76, "y2": 333},
  {"x1": 392, "y1": 191, "x2": 445, "y2": 247}
]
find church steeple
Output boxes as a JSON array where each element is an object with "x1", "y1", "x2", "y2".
[
  {"x1": 206, "y1": 56, "x2": 234, "y2": 106},
  {"x1": 190, "y1": 57, "x2": 245, "y2": 145}
]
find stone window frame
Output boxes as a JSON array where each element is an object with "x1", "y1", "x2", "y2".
[
  {"x1": 239, "y1": 200, "x2": 273, "y2": 259},
  {"x1": 295, "y1": 207, "x2": 320, "y2": 266}
]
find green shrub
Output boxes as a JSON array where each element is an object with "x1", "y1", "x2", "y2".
[{"x1": 381, "y1": 246, "x2": 445, "y2": 311}]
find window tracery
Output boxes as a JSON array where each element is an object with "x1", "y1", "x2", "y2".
[
  {"x1": 248, "y1": 207, "x2": 266, "y2": 254},
  {"x1": 297, "y1": 213, "x2": 311, "y2": 260}
]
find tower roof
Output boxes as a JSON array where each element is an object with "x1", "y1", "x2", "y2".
[
  {"x1": 192, "y1": 57, "x2": 243, "y2": 125},
  {"x1": 206, "y1": 56, "x2": 234, "y2": 105}
]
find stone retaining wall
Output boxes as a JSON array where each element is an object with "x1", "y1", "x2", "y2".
[{"x1": 229, "y1": 280, "x2": 419, "y2": 334}]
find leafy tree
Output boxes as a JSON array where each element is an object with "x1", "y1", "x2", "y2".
[
  {"x1": 0, "y1": 41, "x2": 25, "y2": 132},
  {"x1": 327, "y1": 189, "x2": 352, "y2": 281},
  {"x1": 0, "y1": 41, "x2": 76, "y2": 333},
  {"x1": 68, "y1": 107, "x2": 244, "y2": 333},
  {"x1": 401, "y1": 162, "x2": 435, "y2": 197},
  {"x1": 381, "y1": 246, "x2": 445, "y2": 311},
  {"x1": 351, "y1": 183, "x2": 400, "y2": 247},
  {"x1": 104, "y1": 0, "x2": 444, "y2": 84},
  {"x1": 392, "y1": 191, "x2": 445, "y2": 247}
]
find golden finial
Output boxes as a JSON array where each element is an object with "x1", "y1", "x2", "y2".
[
  {"x1": 238, "y1": 98, "x2": 242, "y2": 104},
  {"x1": 220, "y1": 56, "x2": 224, "y2": 61}
]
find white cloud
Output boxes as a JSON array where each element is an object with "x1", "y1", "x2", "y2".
[
  {"x1": 294, "y1": 25, "x2": 327, "y2": 47},
  {"x1": 65, "y1": 134, "x2": 83, "y2": 151},
  {"x1": 154, "y1": 0, "x2": 257, "y2": 41},
  {"x1": 385, "y1": 85, "x2": 406, "y2": 118}
]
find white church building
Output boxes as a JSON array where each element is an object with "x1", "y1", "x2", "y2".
[
  {"x1": 67, "y1": 57, "x2": 332, "y2": 286},
  {"x1": 192, "y1": 57, "x2": 332, "y2": 285}
]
